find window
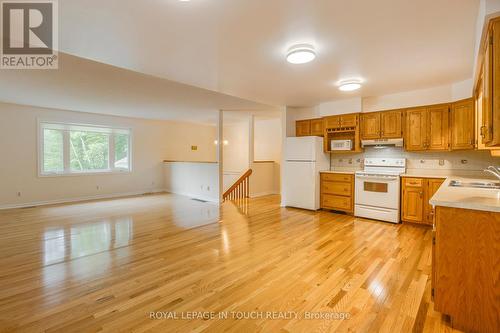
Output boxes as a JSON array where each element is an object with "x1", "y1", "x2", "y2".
[{"x1": 39, "y1": 122, "x2": 131, "y2": 176}]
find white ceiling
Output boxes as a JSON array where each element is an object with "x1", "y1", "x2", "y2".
[
  {"x1": 58, "y1": 0, "x2": 480, "y2": 107},
  {"x1": 0, "y1": 53, "x2": 276, "y2": 124}
]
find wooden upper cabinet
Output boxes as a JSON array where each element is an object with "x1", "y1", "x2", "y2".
[
  {"x1": 310, "y1": 118, "x2": 324, "y2": 136},
  {"x1": 482, "y1": 19, "x2": 500, "y2": 147},
  {"x1": 427, "y1": 105, "x2": 450, "y2": 150},
  {"x1": 361, "y1": 113, "x2": 381, "y2": 139},
  {"x1": 324, "y1": 115, "x2": 341, "y2": 129},
  {"x1": 381, "y1": 110, "x2": 403, "y2": 138},
  {"x1": 406, "y1": 108, "x2": 428, "y2": 151},
  {"x1": 296, "y1": 120, "x2": 311, "y2": 137},
  {"x1": 340, "y1": 114, "x2": 358, "y2": 127},
  {"x1": 451, "y1": 99, "x2": 475, "y2": 150}
]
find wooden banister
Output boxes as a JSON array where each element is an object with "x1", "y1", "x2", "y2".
[{"x1": 223, "y1": 169, "x2": 252, "y2": 201}]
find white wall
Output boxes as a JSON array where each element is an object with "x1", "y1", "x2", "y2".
[
  {"x1": 362, "y1": 80, "x2": 473, "y2": 112},
  {"x1": 164, "y1": 162, "x2": 219, "y2": 202},
  {"x1": 319, "y1": 97, "x2": 362, "y2": 116},
  {"x1": 223, "y1": 120, "x2": 249, "y2": 173},
  {"x1": 0, "y1": 102, "x2": 217, "y2": 208}
]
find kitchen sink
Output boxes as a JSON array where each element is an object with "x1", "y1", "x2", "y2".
[{"x1": 449, "y1": 180, "x2": 500, "y2": 189}]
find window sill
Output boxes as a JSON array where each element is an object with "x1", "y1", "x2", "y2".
[{"x1": 38, "y1": 170, "x2": 132, "y2": 178}]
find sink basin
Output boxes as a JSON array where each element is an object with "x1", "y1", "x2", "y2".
[{"x1": 449, "y1": 180, "x2": 500, "y2": 189}]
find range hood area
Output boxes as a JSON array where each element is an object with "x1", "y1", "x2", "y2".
[{"x1": 361, "y1": 138, "x2": 404, "y2": 148}]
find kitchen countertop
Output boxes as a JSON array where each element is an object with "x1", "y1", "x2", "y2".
[
  {"x1": 401, "y1": 169, "x2": 490, "y2": 179},
  {"x1": 429, "y1": 177, "x2": 500, "y2": 213},
  {"x1": 320, "y1": 170, "x2": 358, "y2": 174}
]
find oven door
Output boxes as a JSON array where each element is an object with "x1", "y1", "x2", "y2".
[{"x1": 355, "y1": 174, "x2": 400, "y2": 209}]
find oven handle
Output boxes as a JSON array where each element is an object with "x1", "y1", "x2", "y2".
[{"x1": 356, "y1": 175, "x2": 399, "y2": 181}]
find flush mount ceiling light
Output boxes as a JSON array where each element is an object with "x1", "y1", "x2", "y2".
[
  {"x1": 338, "y1": 79, "x2": 363, "y2": 92},
  {"x1": 286, "y1": 44, "x2": 316, "y2": 64}
]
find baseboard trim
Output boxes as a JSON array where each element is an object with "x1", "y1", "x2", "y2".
[{"x1": 0, "y1": 189, "x2": 167, "y2": 210}]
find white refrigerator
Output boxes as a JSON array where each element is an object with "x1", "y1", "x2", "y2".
[{"x1": 283, "y1": 136, "x2": 330, "y2": 210}]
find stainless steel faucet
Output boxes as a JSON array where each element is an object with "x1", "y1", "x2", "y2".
[{"x1": 484, "y1": 166, "x2": 500, "y2": 180}]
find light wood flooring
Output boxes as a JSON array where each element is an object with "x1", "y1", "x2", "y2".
[{"x1": 0, "y1": 194, "x2": 463, "y2": 332}]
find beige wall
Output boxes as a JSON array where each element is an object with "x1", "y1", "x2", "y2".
[{"x1": 0, "y1": 102, "x2": 217, "y2": 208}]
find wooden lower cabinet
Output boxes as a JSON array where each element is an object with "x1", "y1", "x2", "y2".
[
  {"x1": 320, "y1": 173, "x2": 354, "y2": 213},
  {"x1": 433, "y1": 206, "x2": 500, "y2": 333},
  {"x1": 402, "y1": 177, "x2": 445, "y2": 225}
]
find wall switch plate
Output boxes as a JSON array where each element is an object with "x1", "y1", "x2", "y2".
[{"x1": 439, "y1": 160, "x2": 445, "y2": 166}]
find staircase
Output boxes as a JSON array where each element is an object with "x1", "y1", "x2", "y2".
[{"x1": 223, "y1": 169, "x2": 252, "y2": 201}]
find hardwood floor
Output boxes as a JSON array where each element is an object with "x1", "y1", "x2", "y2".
[{"x1": 0, "y1": 194, "x2": 462, "y2": 332}]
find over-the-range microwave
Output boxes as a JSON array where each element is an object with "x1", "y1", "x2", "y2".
[{"x1": 330, "y1": 139, "x2": 353, "y2": 151}]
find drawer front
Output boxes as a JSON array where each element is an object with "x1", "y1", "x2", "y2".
[
  {"x1": 322, "y1": 194, "x2": 352, "y2": 211},
  {"x1": 321, "y1": 173, "x2": 353, "y2": 183},
  {"x1": 404, "y1": 178, "x2": 423, "y2": 187},
  {"x1": 322, "y1": 181, "x2": 352, "y2": 196}
]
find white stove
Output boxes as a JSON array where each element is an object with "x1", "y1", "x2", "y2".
[{"x1": 355, "y1": 158, "x2": 406, "y2": 223}]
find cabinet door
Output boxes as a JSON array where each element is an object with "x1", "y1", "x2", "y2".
[
  {"x1": 451, "y1": 99, "x2": 475, "y2": 150},
  {"x1": 483, "y1": 30, "x2": 493, "y2": 144},
  {"x1": 310, "y1": 118, "x2": 324, "y2": 136},
  {"x1": 296, "y1": 120, "x2": 311, "y2": 136},
  {"x1": 361, "y1": 113, "x2": 381, "y2": 139},
  {"x1": 427, "y1": 105, "x2": 450, "y2": 151},
  {"x1": 424, "y1": 179, "x2": 445, "y2": 225},
  {"x1": 381, "y1": 110, "x2": 403, "y2": 138},
  {"x1": 402, "y1": 181, "x2": 424, "y2": 223},
  {"x1": 340, "y1": 114, "x2": 358, "y2": 127},
  {"x1": 405, "y1": 108, "x2": 427, "y2": 151},
  {"x1": 324, "y1": 116, "x2": 341, "y2": 129},
  {"x1": 491, "y1": 20, "x2": 500, "y2": 146}
]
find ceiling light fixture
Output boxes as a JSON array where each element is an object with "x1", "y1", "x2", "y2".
[
  {"x1": 286, "y1": 44, "x2": 316, "y2": 64},
  {"x1": 338, "y1": 79, "x2": 363, "y2": 92}
]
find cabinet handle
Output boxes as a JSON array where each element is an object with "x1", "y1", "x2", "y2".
[
  {"x1": 480, "y1": 126, "x2": 487, "y2": 138},
  {"x1": 419, "y1": 191, "x2": 423, "y2": 198}
]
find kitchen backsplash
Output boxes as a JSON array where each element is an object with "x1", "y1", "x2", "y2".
[{"x1": 330, "y1": 147, "x2": 500, "y2": 173}]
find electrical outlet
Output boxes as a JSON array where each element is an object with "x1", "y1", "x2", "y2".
[
  {"x1": 96, "y1": 186, "x2": 100, "y2": 190},
  {"x1": 439, "y1": 159, "x2": 445, "y2": 166},
  {"x1": 17, "y1": 192, "x2": 21, "y2": 197},
  {"x1": 207, "y1": 186, "x2": 210, "y2": 191}
]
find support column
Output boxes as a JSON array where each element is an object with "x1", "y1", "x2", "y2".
[
  {"x1": 280, "y1": 106, "x2": 287, "y2": 207},
  {"x1": 217, "y1": 110, "x2": 224, "y2": 204}
]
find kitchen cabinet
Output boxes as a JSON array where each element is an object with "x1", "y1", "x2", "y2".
[
  {"x1": 433, "y1": 206, "x2": 500, "y2": 333},
  {"x1": 310, "y1": 118, "x2": 324, "y2": 136},
  {"x1": 296, "y1": 118, "x2": 324, "y2": 137},
  {"x1": 320, "y1": 172, "x2": 354, "y2": 213},
  {"x1": 402, "y1": 177, "x2": 445, "y2": 225},
  {"x1": 380, "y1": 110, "x2": 403, "y2": 138},
  {"x1": 361, "y1": 110, "x2": 403, "y2": 140},
  {"x1": 296, "y1": 120, "x2": 311, "y2": 137},
  {"x1": 405, "y1": 105, "x2": 449, "y2": 151},
  {"x1": 479, "y1": 18, "x2": 500, "y2": 147},
  {"x1": 450, "y1": 98, "x2": 475, "y2": 150},
  {"x1": 427, "y1": 105, "x2": 449, "y2": 150},
  {"x1": 402, "y1": 178, "x2": 424, "y2": 223},
  {"x1": 324, "y1": 114, "x2": 358, "y2": 129},
  {"x1": 360, "y1": 113, "x2": 380, "y2": 139},
  {"x1": 323, "y1": 114, "x2": 362, "y2": 153},
  {"x1": 405, "y1": 108, "x2": 427, "y2": 150}
]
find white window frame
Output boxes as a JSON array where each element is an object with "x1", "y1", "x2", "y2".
[{"x1": 38, "y1": 120, "x2": 133, "y2": 177}]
